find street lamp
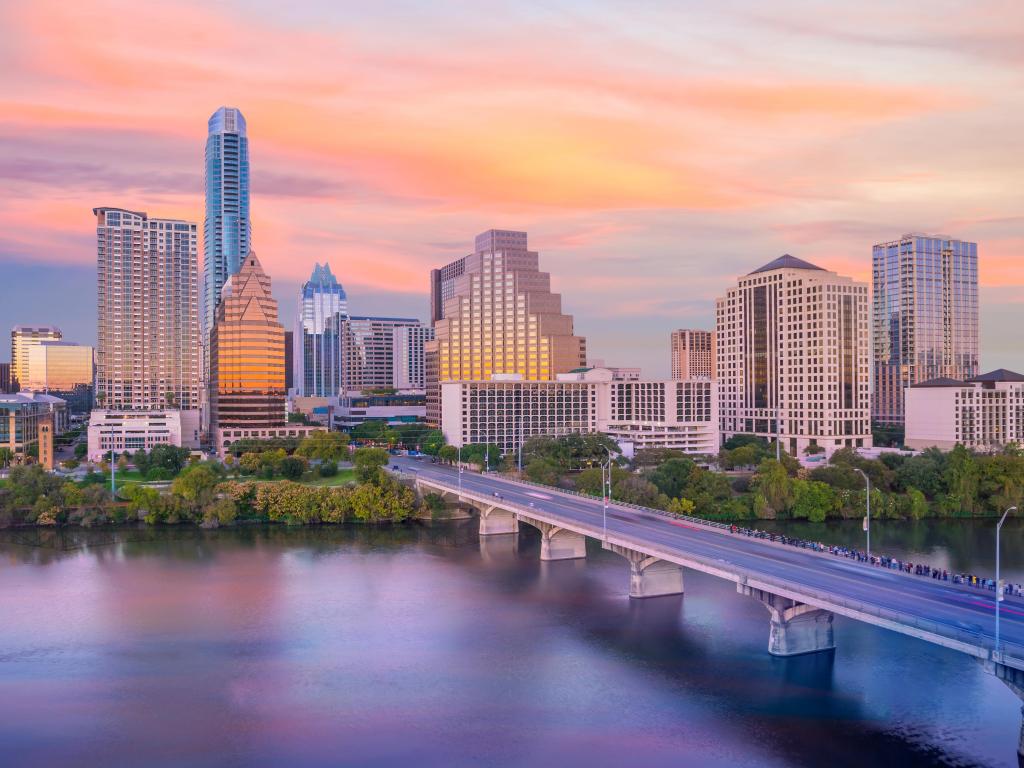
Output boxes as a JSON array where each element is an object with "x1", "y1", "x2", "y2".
[
  {"x1": 853, "y1": 467, "x2": 871, "y2": 559},
  {"x1": 996, "y1": 505, "x2": 1017, "y2": 655},
  {"x1": 457, "y1": 443, "x2": 463, "y2": 493},
  {"x1": 600, "y1": 446, "x2": 615, "y2": 541}
]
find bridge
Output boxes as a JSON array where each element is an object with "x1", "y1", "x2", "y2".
[{"x1": 394, "y1": 457, "x2": 1024, "y2": 756}]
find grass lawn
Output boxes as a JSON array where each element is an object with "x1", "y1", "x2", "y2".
[{"x1": 300, "y1": 468, "x2": 357, "y2": 486}]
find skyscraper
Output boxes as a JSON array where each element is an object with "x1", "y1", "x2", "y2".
[
  {"x1": 11, "y1": 326, "x2": 62, "y2": 389},
  {"x1": 340, "y1": 316, "x2": 428, "y2": 392},
  {"x1": 209, "y1": 253, "x2": 287, "y2": 445},
  {"x1": 670, "y1": 329, "x2": 716, "y2": 379},
  {"x1": 203, "y1": 107, "x2": 251, "y2": 343},
  {"x1": 426, "y1": 229, "x2": 587, "y2": 424},
  {"x1": 716, "y1": 255, "x2": 871, "y2": 455},
  {"x1": 294, "y1": 263, "x2": 347, "y2": 397},
  {"x1": 94, "y1": 207, "x2": 200, "y2": 411},
  {"x1": 23, "y1": 341, "x2": 95, "y2": 412},
  {"x1": 872, "y1": 234, "x2": 979, "y2": 426},
  {"x1": 393, "y1": 325, "x2": 434, "y2": 390}
]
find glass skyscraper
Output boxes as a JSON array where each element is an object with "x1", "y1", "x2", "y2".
[
  {"x1": 872, "y1": 234, "x2": 979, "y2": 426},
  {"x1": 294, "y1": 263, "x2": 348, "y2": 397},
  {"x1": 203, "y1": 107, "x2": 251, "y2": 345}
]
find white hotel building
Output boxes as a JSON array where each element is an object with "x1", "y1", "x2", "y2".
[
  {"x1": 905, "y1": 370, "x2": 1024, "y2": 451},
  {"x1": 440, "y1": 368, "x2": 718, "y2": 455},
  {"x1": 715, "y1": 255, "x2": 872, "y2": 456},
  {"x1": 87, "y1": 409, "x2": 201, "y2": 461}
]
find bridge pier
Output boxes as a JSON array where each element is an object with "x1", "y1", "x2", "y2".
[
  {"x1": 476, "y1": 503, "x2": 519, "y2": 535},
  {"x1": 515, "y1": 517, "x2": 586, "y2": 561},
  {"x1": 603, "y1": 542, "x2": 684, "y2": 598},
  {"x1": 987, "y1": 661, "x2": 1024, "y2": 759},
  {"x1": 739, "y1": 584, "x2": 835, "y2": 657}
]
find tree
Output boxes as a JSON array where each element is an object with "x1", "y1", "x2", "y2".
[
  {"x1": 202, "y1": 497, "x2": 237, "y2": 527},
  {"x1": 73, "y1": 443, "x2": 87, "y2": 460},
  {"x1": 751, "y1": 459, "x2": 793, "y2": 514},
  {"x1": 420, "y1": 430, "x2": 446, "y2": 456},
  {"x1": 437, "y1": 445, "x2": 458, "y2": 465},
  {"x1": 649, "y1": 457, "x2": 697, "y2": 499},
  {"x1": 790, "y1": 479, "x2": 838, "y2": 522},
  {"x1": 525, "y1": 458, "x2": 560, "y2": 485},
  {"x1": 946, "y1": 444, "x2": 980, "y2": 514},
  {"x1": 318, "y1": 460, "x2": 338, "y2": 478},
  {"x1": 279, "y1": 456, "x2": 307, "y2": 481},
  {"x1": 613, "y1": 475, "x2": 668, "y2": 508},
  {"x1": 239, "y1": 452, "x2": 262, "y2": 475},
  {"x1": 296, "y1": 430, "x2": 350, "y2": 462},
  {"x1": 666, "y1": 497, "x2": 696, "y2": 516},
  {"x1": 353, "y1": 447, "x2": 390, "y2": 483},
  {"x1": 171, "y1": 465, "x2": 220, "y2": 507},
  {"x1": 631, "y1": 448, "x2": 687, "y2": 470},
  {"x1": 906, "y1": 487, "x2": 929, "y2": 520},
  {"x1": 351, "y1": 420, "x2": 388, "y2": 442}
]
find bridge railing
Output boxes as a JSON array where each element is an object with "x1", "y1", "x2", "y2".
[{"x1": 407, "y1": 469, "x2": 1024, "y2": 665}]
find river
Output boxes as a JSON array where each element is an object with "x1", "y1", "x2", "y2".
[{"x1": 2, "y1": 518, "x2": 1024, "y2": 767}]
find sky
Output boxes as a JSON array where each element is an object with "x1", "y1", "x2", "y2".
[{"x1": 1, "y1": 0, "x2": 1023, "y2": 377}]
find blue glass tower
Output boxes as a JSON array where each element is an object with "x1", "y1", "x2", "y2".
[
  {"x1": 203, "y1": 107, "x2": 251, "y2": 345},
  {"x1": 295, "y1": 263, "x2": 348, "y2": 396}
]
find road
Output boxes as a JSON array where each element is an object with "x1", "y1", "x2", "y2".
[{"x1": 393, "y1": 457, "x2": 1024, "y2": 665}]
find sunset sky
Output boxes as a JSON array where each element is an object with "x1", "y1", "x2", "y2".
[{"x1": 1, "y1": 0, "x2": 1022, "y2": 376}]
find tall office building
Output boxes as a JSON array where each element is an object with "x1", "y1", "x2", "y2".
[
  {"x1": 426, "y1": 229, "x2": 587, "y2": 424},
  {"x1": 670, "y1": 329, "x2": 716, "y2": 379},
  {"x1": 11, "y1": 326, "x2": 62, "y2": 389},
  {"x1": 94, "y1": 207, "x2": 200, "y2": 411},
  {"x1": 393, "y1": 325, "x2": 434, "y2": 390},
  {"x1": 340, "y1": 316, "x2": 427, "y2": 391},
  {"x1": 872, "y1": 234, "x2": 979, "y2": 426},
  {"x1": 0, "y1": 363, "x2": 12, "y2": 394},
  {"x1": 294, "y1": 263, "x2": 348, "y2": 397},
  {"x1": 23, "y1": 341, "x2": 95, "y2": 412},
  {"x1": 203, "y1": 107, "x2": 251, "y2": 344},
  {"x1": 209, "y1": 253, "x2": 286, "y2": 438},
  {"x1": 716, "y1": 255, "x2": 871, "y2": 455}
]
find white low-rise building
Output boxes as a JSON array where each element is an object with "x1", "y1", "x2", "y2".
[
  {"x1": 905, "y1": 370, "x2": 1024, "y2": 452},
  {"x1": 87, "y1": 409, "x2": 201, "y2": 460},
  {"x1": 440, "y1": 368, "x2": 718, "y2": 455}
]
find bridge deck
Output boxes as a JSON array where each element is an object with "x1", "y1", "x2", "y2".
[{"x1": 395, "y1": 458, "x2": 1024, "y2": 671}]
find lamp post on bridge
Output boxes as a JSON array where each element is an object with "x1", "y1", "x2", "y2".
[
  {"x1": 600, "y1": 445, "x2": 614, "y2": 542},
  {"x1": 996, "y1": 505, "x2": 1017, "y2": 656},
  {"x1": 853, "y1": 467, "x2": 871, "y2": 560},
  {"x1": 457, "y1": 443, "x2": 462, "y2": 494}
]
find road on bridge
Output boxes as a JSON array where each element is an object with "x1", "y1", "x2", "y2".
[{"x1": 393, "y1": 457, "x2": 1024, "y2": 660}]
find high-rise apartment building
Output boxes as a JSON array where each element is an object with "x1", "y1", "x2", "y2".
[
  {"x1": 0, "y1": 363, "x2": 12, "y2": 394},
  {"x1": 294, "y1": 263, "x2": 348, "y2": 397},
  {"x1": 393, "y1": 325, "x2": 434, "y2": 390},
  {"x1": 203, "y1": 107, "x2": 251, "y2": 344},
  {"x1": 11, "y1": 326, "x2": 62, "y2": 389},
  {"x1": 23, "y1": 341, "x2": 95, "y2": 412},
  {"x1": 670, "y1": 329, "x2": 716, "y2": 379},
  {"x1": 872, "y1": 234, "x2": 979, "y2": 426},
  {"x1": 209, "y1": 253, "x2": 286, "y2": 438},
  {"x1": 94, "y1": 207, "x2": 200, "y2": 411},
  {"x1": 716, "y1": 255, "x2": 871, "y2": 455},
  {"x1": 426, "y1": 229, "x2": 587, "y2": 424},
  {"x1": 341, "y1": 316, "x2": 426, "y2": 391}
]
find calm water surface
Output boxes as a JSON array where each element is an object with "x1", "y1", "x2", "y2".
[{"x1": 3, "y1": 519, "x2": 1024, "y2": 767}]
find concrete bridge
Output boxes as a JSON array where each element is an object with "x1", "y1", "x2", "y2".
[{"x1": 397, "y1": 458, "x2": 1024, "y2": 757}]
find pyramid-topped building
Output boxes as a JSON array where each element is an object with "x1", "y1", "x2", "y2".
[{"x1": 209, "y1": 252, "x2": 288, "y2": 441}]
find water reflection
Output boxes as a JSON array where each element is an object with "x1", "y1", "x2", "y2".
[{"x1": 0, "y1": 520, "x2": 1020, "y2": 767}]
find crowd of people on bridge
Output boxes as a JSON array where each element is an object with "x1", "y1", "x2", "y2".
[{"x1": 727, "y1": 525, "x2": 1024, "y2": 600}]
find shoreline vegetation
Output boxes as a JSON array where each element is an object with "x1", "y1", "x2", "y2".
[{"x1": 4, "y1": 425, "x2": 1023, "y2": 529}]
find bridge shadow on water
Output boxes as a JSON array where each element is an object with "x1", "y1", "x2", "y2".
[{"x1": 417, "y1": 521, "x2": 995, "y2": 768}]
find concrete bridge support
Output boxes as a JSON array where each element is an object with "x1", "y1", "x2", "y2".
[
  {"x1": 739, "y1": 584, "x2": 835, "y2": 657},
  {"x1": 476, "y1": 503, "x2": 519, "y2": 536},
  {"x1": 987, "y1": 661, "x2": 1024, "y2": 759},
  {"x1": 517, "y1": 517, "x2": 587, "y2": 561},
  {"x1": 603, "y1": 542, "x2": 684, "y2": 598}
]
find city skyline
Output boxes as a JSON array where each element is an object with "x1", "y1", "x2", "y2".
[{"x1": 1, "y1": 1, "x2": 1023, "y2": 377}]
